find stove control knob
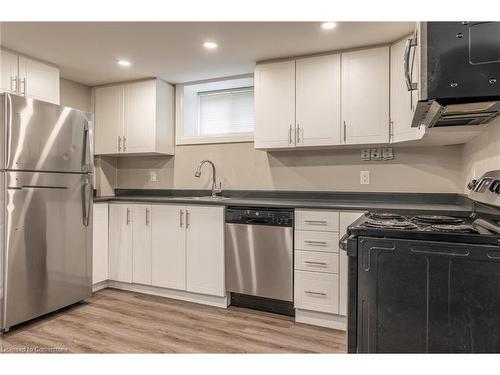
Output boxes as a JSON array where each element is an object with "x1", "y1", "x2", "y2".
[
  {"x1": 495, "y1": 182, "x2": 500, "y2": 195},
  {"x1": 467, "y1": 179, "x2": 478, "y2": 190},
  {"x1": 489, "y1": 180, "x2": 500, "y2": 193}
]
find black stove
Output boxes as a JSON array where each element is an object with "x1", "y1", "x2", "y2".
[{"x1": 341, "y1": 170, "x2": 500, "y2": 354}]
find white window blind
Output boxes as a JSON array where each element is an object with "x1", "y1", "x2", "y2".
[{"x1": 197, "y1": 87, "x2": 254, "y2": 136}]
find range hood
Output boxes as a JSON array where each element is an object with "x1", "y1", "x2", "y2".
[{"x1": 410, "y1": 22, "x2": 500, "y2": 128}]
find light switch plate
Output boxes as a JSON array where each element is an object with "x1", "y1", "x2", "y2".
[
  {"x1": 150, "y1": 171, "x2": 158, "y2": 182},
  {"x1": 360, "y1": 170, "x2": 370, "y2": 185},
  {"x1": 370, "y1": 148, "x2": 382, "y2": 161},
  {"x1": 382, "y1": 147, "x2": 394, "y2": 160},
  {"x1": 361, "y1": 149, "x2": 371, "y2": 161}
]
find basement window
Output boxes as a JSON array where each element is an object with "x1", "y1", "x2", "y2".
[{"x1": 176, "y1": 76, "x2": 254, "y2": 145}]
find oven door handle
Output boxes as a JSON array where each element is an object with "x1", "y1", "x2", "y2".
[{"x1": 339, "y1": 232, "x2": 350, "y2": 251}]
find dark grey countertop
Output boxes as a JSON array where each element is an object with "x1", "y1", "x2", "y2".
[{"x1": 94, "y1": 189, "x2": 473, "y2": 216}]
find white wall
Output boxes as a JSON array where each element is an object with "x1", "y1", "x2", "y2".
[
  {"x1": 117, "y1": 142, "x2": 464, "y2": 193},
  {"x1": 462, "y1": 116, "x2": 500, "y2": 192},
  {"x1": 59, "y1": 78, "x2": 91, "y2": 112}
]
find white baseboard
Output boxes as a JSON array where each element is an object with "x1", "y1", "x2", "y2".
[
  {"x1": 99, "y1": 280, "x2": 229, "y2": 309},
  {"x1": 92, "y1": 280, "x2": 108, "y2": 292},
  {"x1": 295, "y1": 309, "x2": 347, "y2": 330}
]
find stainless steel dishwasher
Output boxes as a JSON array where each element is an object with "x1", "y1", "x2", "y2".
[{"x1": 225, "y1": 207, "x2": 294, "y2": 315}]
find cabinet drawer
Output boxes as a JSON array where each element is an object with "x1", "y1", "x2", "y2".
[
  {"x1": 294, "y1": 270, "x2": 338, "y2": 314},
  {"x1": 295, "y1": 230, "x2": 339, "y2": 253},
  {"x1": 295, "y1": 209, "x2": 339, "y2": 232},
  {"x1": 295, "y1": 250, "x2": 338, "y2": 274}
]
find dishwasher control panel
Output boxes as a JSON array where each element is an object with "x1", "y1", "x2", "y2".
[{"x1": 225, "y1": 207, "x2": 294, "y2": 227}]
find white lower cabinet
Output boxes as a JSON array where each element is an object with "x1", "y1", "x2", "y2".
[
  {"x1": 109, "y1": 204, "x2": 133, "y2": 283},
  {"x1": 92, "y1": 203, "x2": 109, "y2": 284},
  {"x1": 186, "y1": 206, "x2": 225, "y2": 297},
  {"x1": 132, "y1": 205, "x2": 152, "y2": 285},
  {"x1": 108, "y1": 203, "x2": 225, "y2": 299},
  {"x1": 294, "y1": 209, "x2": 365, "y2": 329},
  {"x1": 151, "y1": 205, "x2": 186, "y2": 290}
]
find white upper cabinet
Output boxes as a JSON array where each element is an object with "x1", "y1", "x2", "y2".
[
  {"x1": 18, "y1": 56, "x2": 60, "y2": 105},
  {"x1": 341, "y1": 46, "x2": 390, "y2": 145},
  {"x1": 0, "y1": 49, "x2": 18, "y2": 94},
  {"x1": 254, "y1": 61, "x2": 296, "y2": 149},
  {"x1": 390, "y1": 35, "x2": 425, "y2": 143},
  {"x1": 296, "y1": 54, "x2": 341, "y2": 147},
  {"x1": 151, "y1": 205, "x2": 186, "y2": 291},
  {"x1": 94, "y1": 85, "x2": 123, "y2": 154},
  {"x1": 1, "y1": 49, "x2": 60, "y2": 104},
  {"x1": 186, "y1": 206, "x2": 225, "y2": 297},
  {"x1": 94, "y1": 79, "x2": 175, "y2": 156}
]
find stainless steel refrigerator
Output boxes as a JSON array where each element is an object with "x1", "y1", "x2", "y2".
[{"x1": 0, "y1": 93, "x2": 93, "y2": 333}]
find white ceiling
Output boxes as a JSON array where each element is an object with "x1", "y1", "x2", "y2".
[{"x1": 0, "y1": 22, "x2": 414, "y2": 86}]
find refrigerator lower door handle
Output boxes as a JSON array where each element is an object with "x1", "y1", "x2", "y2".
[{"x1": 82, "y1": 176, "x2": 92, "y2": 226}]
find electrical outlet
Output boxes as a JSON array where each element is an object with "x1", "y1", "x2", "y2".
[
  {"x1": 370, "y1": 148, "x2": 382, "y2": 161},
  {"x1": 360, "y1": 170, "x2": 370, "y2": 185},
  {"x1": 361, "y1": 148, "x2": 371, "y2": 161},
  {"x1": 382, "y1": 147, "x2": 394, "y2": 160},
  {"x1": 150, "y1": 171, "x2": 157, "y2": 182}
]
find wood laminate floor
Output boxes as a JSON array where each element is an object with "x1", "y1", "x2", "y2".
[{"x1": 0, "y1": 288, "x2": 346, "y2": 353}]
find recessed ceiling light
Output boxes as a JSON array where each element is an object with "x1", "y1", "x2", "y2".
[
  {"x1": 203, "y1": 41, "x2": 218, "y2": 50},
  {"x1": 117, "y1": 59, "x2": 131, "y2": 67},
  {"x1": 321, "y1": 22, "x2": 337, "y2": 30}
]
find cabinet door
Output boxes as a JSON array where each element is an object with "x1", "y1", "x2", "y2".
[
  {"x1": 18, "y1": 56, "x2": 60, "y2": 104},
  {"x1": 151, "y1": 205, "x2": 186, "y2": 290},
  {"x1": 342, "y1": 47, "x2": 390, "y2": 145},
  {"x1": 186, "y1": 206, "x2": 225, "y2": 297},
  {"x1": 339, "y1": 211, "x2": 365, "y2": 316},
  {"x1": 94, "y1": 85, "x2": 124, "y2": 155},
  {"x1": 124, "y1": 80, "x2": 156, "y2": 154},
  {"x1": 296, "y1": 54, "x2": 341, "y2": 147},
  {"x1": 132, "y1": 205, "x2": 152, "y2": 285},
  {"x1": 390, "y1": 38, "x2": 425, "y2": 143},
  {"x1": 0, "y1": 49, "x2": 18, "y2": 94},
  {"x1": 109, "y1": 204, "x2": 133, "y2": 283},
  {"x1": 254, "y1": 61, "x2": 296, "y2": 149},
  {"x1": 92, "y1": 203, "x2": 109, "y2": 284}
]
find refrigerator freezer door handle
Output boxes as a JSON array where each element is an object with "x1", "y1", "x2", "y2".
[
  {"x1": 82, "y1": 175, "x2": 92, "y2": 226},
  {"x1": 82, "y1": 120, "x2": 91, "y2": 172}
]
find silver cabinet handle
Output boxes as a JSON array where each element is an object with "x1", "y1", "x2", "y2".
[
  {"x1": 305, "y1": 290, "x2": 327, "y2": 296},
  {"x1": 404, "y1": 37, "x2": 418, "y2": 91},
  {"x1": 20, "y1": 77, "x2": 26, "y2": 96},
  {"x1": 296, "y1": 124, "x2": 300, "y2": 144},
  {"x1": 118, "y1": 136, "x2": 122, "y2": 152},
  {"x1": 123, "y1": 136, "x2": 127, "y2": 152},
  {"x1": 304, "y1": 220, "x2": 328, "y2": 225},
  {"x1": 186, "y1": 210, "x2": 190, "y2": 228},
  {"x1": 179, "y1": 209, "x2": 184, "y2": 228},
  {"x1": 288, "y1": 124, "x2": 293, "y2": 145},
  {"x1": 304, "y1": 240, "x2": 328, "y2": 245},
  {"x1": 343, "y1": 121, "x2": 347, "y2": 143},
  {"x1": 146, "y1": 208, "x2": 150, "y2": 226},
  {"x1": 126, "y1": 208, "x2": 131, "y2": 225},
  {"x1": 389, "y1": 120, "x2": 394, "y2": 142},
  {"x1": 304, "y1": 261, "x2": 328, "y2": 266},
  {"x1": 10, "y1": 76, "x2": 17, "y2": 94}
]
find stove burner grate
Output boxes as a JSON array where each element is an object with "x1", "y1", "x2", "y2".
[
  {"x1": 367, "y1": 212, "x2": 405, "y2": 221},
  {"x1": 427, "y1": 224, "x2": 479, "y2": 234},
  {"x1": 362, "y1": 219, "x2": 418, "y2": 230},
  {"x1": 411, "y1": 215, "x2": 465, "y2": 225}
]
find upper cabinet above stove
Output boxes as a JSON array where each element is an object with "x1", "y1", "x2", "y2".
[
  {"x1": 93, "y1": 79, "x2": 175, "y2": 156},
  {"x1": 254, "y1": 24, "x2": 488, "y2": 151},
  {"x1": 1, "y1": 48, "x2": 60, "y2": 105}
]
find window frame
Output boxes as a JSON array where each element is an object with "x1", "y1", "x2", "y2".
[{"x1": 175, "y1": 75, "x2": 255, "y2": 146}]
